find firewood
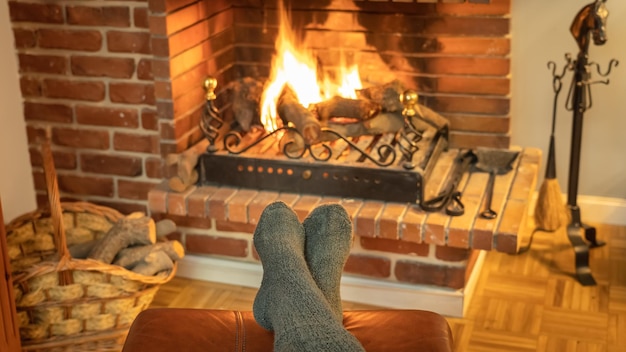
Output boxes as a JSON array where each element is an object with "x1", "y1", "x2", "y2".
[
  {"x1": 357, "y1": 80, "x2": 405, "y2": 113},
  {"x1": 155, "y1": 218, "x2": 177, "y2": 238},
  {"x1": 131, "y1": 251, "x2": 174, "y2": 276},
  {"x1": 69, "y1": 239, "x2": 102, "y2": 259},
  {"x1": 231, "y1": 77, "x2": 263, "y2": 131},
  {"x1": 87, "y1": 215, "x2": 156, "y2": 264},
  {"x1": 312, "y1": 96, "x2": 380, "y2": 122},
  {"x1": 277, "y1": 86, "x2": 321, "y2": 145},
  {"x1": 166, "y1": 148, "x2": 199, "y2": 193},
  {"x1": 113, "y1": 240, "x2": 184, "y2": 269}
]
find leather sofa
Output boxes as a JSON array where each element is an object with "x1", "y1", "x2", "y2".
[{"x1": 122, "y1": 308, "x2": 453, "y2": 351}]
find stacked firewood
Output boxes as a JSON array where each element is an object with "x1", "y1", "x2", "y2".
[{"x1": 81, "y1": 213, "x2": 184, "y2": 276}]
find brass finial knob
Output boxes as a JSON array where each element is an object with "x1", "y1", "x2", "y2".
[
  {"x1": 401, "y1": 90, "x2": 421, "y2": 117},
  {"x1": 204, "y1": 77, "x2": 217, "y2": 100}
]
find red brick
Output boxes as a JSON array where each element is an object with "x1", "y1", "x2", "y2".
[
  {"x1": 422, "y1": 213, "x2": 448, "y2": 246},
  {"x1": 344, "y1": 255, "x2": 391, "y2": 279},
  {"x1": 226, "y1": 189, "x2": 259, "y2": 223},
  {"x1": 156, "y1": 214, "x2": 212, "y2": 230},
  {"x1": 186, "y1": 186, "x2": 218, "y2": 218},
  {"x1": 141, "y1": 108, "x2": 158, "y2": 130},
  {"x1": 145, "y1": 157, "x2": 163, "y2": 179},
  {"x1": 379, "y1": 203, "x2": 407, "y2": 239},
  {"x1": 20, "y1": 77, "x2": 41, "y2": 97},
  {"x1": 43, "y1": 79, "x2": 105, "y2": 102},
  {"x1": 360, "y1": 237, "x2": 430, "y2": 257},
  {"x1": 137, "y1": 59, "x2": 153, "y2": 80},
  {"x1": 118, "y1": 180, "x2": 159, "y2": 200},
  {"x1": 134, "y1": 7, "x2": 149, "y2": 28},
  {"x1": 107, "y1": 31, "x2": 151, "y2": 54},
  {"x1": 148, "y1": 0, "x2": 196, "y2": 14},
  {"x1": 13, "y1": 29, "x2": 37, "y2": 48},
  {"x1": 186, "y1": 234, "x2": 248, "y2": 258},
  {"x1": 26, "y1": 125, "x2": 46, "y2": 144},
  {"x1": 39, "y1": 29, "x2": 102, "y2": 51},
  {"x1": 148, "y1": 182, "x2": 169, "y2": 213},
  {"x1": 207, "y1": 187, "x2": 238, "y2": 221},
  {"x1": 52, "y1": 128, "x2": 109, "y2": 150},
  {"x1": 248, "y1": 191, "x2": 280, "y2": 225},
  {"x1": 98, "y1": 201, "x2": 146, "y2": 216},
  {"x1": 29, "y1": 148, "x2": 77, "y2": 170},
  {"x1": 75, "y1": 105, "x2": 139, "y2": 128},
  {"x1": 57, "y1": 174, "x2": 114, "y2": 197},
  {"x1": 24, "y1": 102, "x2": 72, "y2": 123},
  {"x1": 472, "y1": 229, "x2": 493, "y2": 250},
  {"x1": 215, "y1": 220, "x2": 256, "y2": 234},
  {"x1": 355, "y1": 201, "x2": 384, "y2": 238},
  {"x1": 435, "y1": 246, "x2": 470, "y2": 262},
  {"x1": 167, "y1": 187, "x2": 193, "y2": 216},
  {"x1": 110, "y1": 82, "x2": 155, "y2": 105},
  {"x1": 292, "y1": 195, "x2": 321, "y2": 221},
  {"x1": 9, "y1": 2, "x2": 63, "y2": 23},
  {"x1": 395, "y1": 260, "x2": 466, "y2": 289},
  {"x1": 66, "y1": 6, "x2": 131, "y2": 27},
  {"x1": 113, "y1": 133, "x2": 160, "y2": 153},
  {"x1": 71, "y1": 56, "x2": 135, "y2": 78},
  {"x1": 18, "y1": 54, "x2": 66, "y2": 74},
  {"x1": 80, "y1": 154, "x2": 143, "y2": 176}
]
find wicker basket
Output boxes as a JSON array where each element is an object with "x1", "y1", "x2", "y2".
[{"x1": 6, "y1": 140, "x2": 176, "y2": 351}]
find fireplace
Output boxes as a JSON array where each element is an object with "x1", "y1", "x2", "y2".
[{"x1": 8, "y1": 0, "x2": 536, "y2": 317}]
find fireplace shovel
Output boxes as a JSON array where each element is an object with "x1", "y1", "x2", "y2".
[{"x1": 473, "y1": 147, "x2": 520, "y2": 219}]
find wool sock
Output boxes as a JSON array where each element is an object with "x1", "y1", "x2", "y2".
[
  {"x1": 303, "y1": 203, "x2": 353, "y2": 323},
  {"x1": 252, "y1": 201, "x2": 364, "y2": 352}
]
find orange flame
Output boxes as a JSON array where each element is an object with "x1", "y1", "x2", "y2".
[{"x1": 260, "y1": 3, "x2": 362, "y2": 132}]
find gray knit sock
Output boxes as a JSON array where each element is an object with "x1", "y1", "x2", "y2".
[
  {"x1": 253, "y1": 201, "x2": 364, "y2": 352},
  {"x1": 303, "y1": 203, "x2": 353, "y2": 322}
]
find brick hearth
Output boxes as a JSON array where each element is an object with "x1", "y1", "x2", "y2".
[{"x1": 149, "y1": 147, "x2": 539, "y2": 292}]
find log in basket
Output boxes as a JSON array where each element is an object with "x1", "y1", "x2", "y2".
[{"x1": 5, "y1": 138, "x2": 176, "y2": 351}]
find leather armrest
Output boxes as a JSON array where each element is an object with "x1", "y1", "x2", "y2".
[{"x1": 122, "y1": 308, "x2": 453, "y2": 352}]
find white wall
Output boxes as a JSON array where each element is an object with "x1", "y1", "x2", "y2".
[
  {"x1": 511, "y1": 0, "x2": 626, "y2": 201},
  {"x1": 0, "y1": 1, "x2": 36, "y2": 221},
  {"x1": 0, "y1": 0, "x2": 624, "y2": 224}
]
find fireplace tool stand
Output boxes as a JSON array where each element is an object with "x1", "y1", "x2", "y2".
[{"x1": 558, "y1": 0, "x2": 619, "y2": 286}]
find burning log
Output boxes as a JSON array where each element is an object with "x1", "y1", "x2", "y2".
[
  {"x1": 277, "y1": 86, "x2": 321, "y2": 145},
  {"x1": 311, "y1": 96, "x2": 380, "y2": 122},
  {"x1": 231, "y1": 77, "x2": 263, "y2": 131},
  {"x1": 357, "y1": 80, "x2": 405, "y2": 113}
]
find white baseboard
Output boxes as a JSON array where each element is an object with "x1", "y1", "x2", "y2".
[
  {"x1": 531, "y1": 193, "x2": 626, "y2": 226},
  {"x1": 176, "y1": 251, "x2": 486, "y2": 318},
  {"x1": 575, "y1": 195, "x2": 626, "y2": 225}
]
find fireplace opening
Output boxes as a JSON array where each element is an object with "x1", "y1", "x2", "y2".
[{"x1": 161, "y1": 0, "x2": 510, "y2": 204}]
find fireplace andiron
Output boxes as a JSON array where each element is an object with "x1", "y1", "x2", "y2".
[
  {"x1": 557, "y1": 0, "x2": 619, "y2": 286},
  {"x1": 197, "y1": 77, "x2": 448, "y2": 204}
]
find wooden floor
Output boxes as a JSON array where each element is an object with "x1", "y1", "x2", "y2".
[{"x1": 151, "y1": 223, "x2": 625, "y2": 352}]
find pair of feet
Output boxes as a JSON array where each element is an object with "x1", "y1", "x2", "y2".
[{"x1": 252, "y1": 201, "x2": 365, "y2": 351}]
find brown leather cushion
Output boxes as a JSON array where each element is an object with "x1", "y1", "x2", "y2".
[{"x1": 122, "y1": 308, "x2": 453, "y2": 351}]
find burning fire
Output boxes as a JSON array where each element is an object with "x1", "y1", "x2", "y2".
[{"x1": 259, "y1": 3, "x2": 363, "y2": 132}]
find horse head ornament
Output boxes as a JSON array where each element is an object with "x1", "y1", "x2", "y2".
[{"x1": 570, "y1": 0, "x2": 609, "y2": 53}]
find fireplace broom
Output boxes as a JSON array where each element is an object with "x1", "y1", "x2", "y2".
[{"x1": 534, "y1": 65, "x2": 568, "y2": 231}]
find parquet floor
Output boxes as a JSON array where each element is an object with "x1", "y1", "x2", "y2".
[{"x1": 151, "y1": 223, "x2": 625, "y2": 351}]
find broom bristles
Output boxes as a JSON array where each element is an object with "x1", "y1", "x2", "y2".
[{"x1": 534, "y1": 177, "x2": 568, "y2": 231}]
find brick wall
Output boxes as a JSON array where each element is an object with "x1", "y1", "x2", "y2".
[{"x1": 10, "y1": 0, "x2": 160, "y2": 214}]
